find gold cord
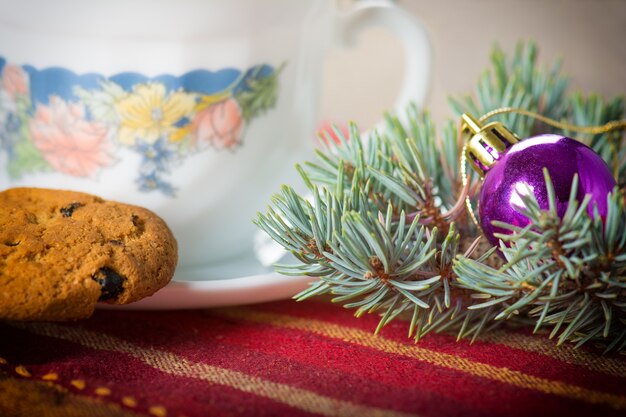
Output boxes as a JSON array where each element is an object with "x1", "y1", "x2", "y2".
[
  {"x1": 460, "y1": 107, "x2": 626, "y2": 228},
  {"x1": 460, "y1": 143, "x2": 481, "y2": 229},
  {"x1": 479, "y1": 107, "x2": 626, "y2": 133}
]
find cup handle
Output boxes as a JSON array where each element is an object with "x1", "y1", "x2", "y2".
[{"x1": 334, "y1": 0, "x2": 431, "y2": 121}]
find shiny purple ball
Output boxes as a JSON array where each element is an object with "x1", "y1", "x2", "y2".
[{"x1": 479, "y1": 134, "x2": 617, "y2": 248}]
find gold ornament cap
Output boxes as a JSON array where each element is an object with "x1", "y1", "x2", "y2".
[{"x1": 462, "y1": 113, "x2": 520, "y2": 177}]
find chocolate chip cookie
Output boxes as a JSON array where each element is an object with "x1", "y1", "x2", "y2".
[{"x1": 0, "y1": 188, "x2": 178, "y2": 320}]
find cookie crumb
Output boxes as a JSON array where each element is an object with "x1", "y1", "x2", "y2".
[
  {"x1": 95, "y1": 386, "x2": 112, "y2": 396},
  {"x1": 70, "y1": 379, "x2": 86, "y2": 390},
  {"x1": 15, "y1": 366, "x2": 31, "y2": 377},
  {"x1": 122, "y1": 396, "x2": 138, "y2": 407},
  {"x1": 149, "y1": 405, "x2": 168, "y2": 417}
]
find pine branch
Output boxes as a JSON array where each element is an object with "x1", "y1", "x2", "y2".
[
  {"x1": 255, "y1": 41, "x2": 626, "y2": 351},
  {"x1": 448, "y1": 41, "x2": 569, "y2": 138},
  {"x1": 567, "y1": 93, "x2": 626, "y2": 184}
]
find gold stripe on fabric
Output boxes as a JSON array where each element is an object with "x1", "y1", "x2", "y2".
[
  {"x1": 478, "y1": 329, "x2": 626, "y2": 378},
  {"x1": 386, "y1": 305, "x2": 626, "y2": 378},
  {"x1": 214, "y1": 308, "x2": 626, "y2": 410},
  {"x1": 11, "y1": 322, "x2": 419, "y2": 417}
]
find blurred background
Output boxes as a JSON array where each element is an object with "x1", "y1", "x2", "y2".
[{"x1": 321, "y1": 0, "x2": 626, "y2": 130}]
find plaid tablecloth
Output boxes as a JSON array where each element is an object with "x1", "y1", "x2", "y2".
[{"x1": 1, "y1": 298, "x2": 625, "y2": 417}]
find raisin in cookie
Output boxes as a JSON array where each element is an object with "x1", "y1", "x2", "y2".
[{"x1": 0, "y1": 188, "x2": 178, "y2": 320}]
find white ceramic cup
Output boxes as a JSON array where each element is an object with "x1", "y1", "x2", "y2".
[{"x1": 0, "y1": 0, "x2": 430, "y2": 277}]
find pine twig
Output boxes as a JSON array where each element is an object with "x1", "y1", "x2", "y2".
[{"x1": 255, "y1": 41, "x2": 626, "y2": 351}]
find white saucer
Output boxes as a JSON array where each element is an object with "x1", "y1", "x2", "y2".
[{"x1": 98, "y1": 252, "x2": 314, "y2": 310}]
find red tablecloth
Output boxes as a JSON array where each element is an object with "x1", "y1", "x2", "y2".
[{"x1": 1, "y1": 298, "x2": 625, "y2": 417}]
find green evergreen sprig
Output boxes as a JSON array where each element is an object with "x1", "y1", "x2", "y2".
[
  {"x1": 448, "y1": 42, "x2": 569, "y2": 138},
  {"x1": 255, "y1": 41, "x2": 626, "y2": 351}
]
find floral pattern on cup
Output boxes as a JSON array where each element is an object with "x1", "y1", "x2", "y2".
[{"x1": 0, "y1": 57, "x2": 284, "y2": 196}]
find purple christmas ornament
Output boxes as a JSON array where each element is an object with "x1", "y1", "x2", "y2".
[
  {"x1": 462, "y1": 114, "x2": 616, "y2": 248},
  {"x1": 479, "y1": 134, "x2": 616, "y2": 247}
]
